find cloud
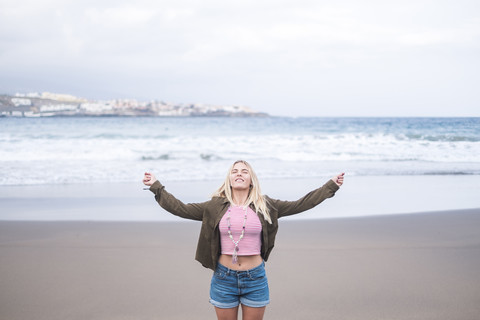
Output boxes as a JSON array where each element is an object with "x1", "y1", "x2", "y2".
[
  {"x1": 0, "y1": 0, "x2": 479, "y2": 116},
  {"x1": 84, "y1": 6, "x2": 158, "y2": 27},
  {"x1": 398, "y1": 23, "x2": 480, "y2": 46}
]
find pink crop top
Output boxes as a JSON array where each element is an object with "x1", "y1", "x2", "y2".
[{"x1": 219, "y1": 206, "x2": 262, "y2": 256}]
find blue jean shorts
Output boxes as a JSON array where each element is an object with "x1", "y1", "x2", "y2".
[{"x1": 209, "y1": 261, "x2": 270, "y2": 309}]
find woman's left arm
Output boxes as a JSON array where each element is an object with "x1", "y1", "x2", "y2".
[{"x1": 269, "y1": 173, "x2": 344, "y2": 218}]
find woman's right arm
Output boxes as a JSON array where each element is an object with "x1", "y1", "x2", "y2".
[{"x1": 143, "y1": 172, "x2": 204, "y2": 221}]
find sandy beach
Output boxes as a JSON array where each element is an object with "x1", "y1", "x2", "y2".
[{"x1": 1, "y1": 208, "x2": 479, "y2": 320}]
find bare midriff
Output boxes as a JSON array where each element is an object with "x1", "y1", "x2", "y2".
[{"x1": 218, "y1": 254, "x2": 263, "y2": 271}]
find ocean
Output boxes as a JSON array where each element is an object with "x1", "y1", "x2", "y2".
[
  {"x1": 1, "y1": 117, "x2": 479, "y2": 186},
  {"x1": 1, "y1": 116, "x2": 479, "y2": 220}
]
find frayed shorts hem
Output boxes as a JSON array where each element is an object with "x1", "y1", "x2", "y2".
[
  {"x1": 209, "y1": 298, "x2": 239, "y2": 309},
  {"x1": 240, "y1": 297, "x2": 270, "y2": 308},
  {"x1": 209, "y1": 298, "x2": 270, "y2": 309}
]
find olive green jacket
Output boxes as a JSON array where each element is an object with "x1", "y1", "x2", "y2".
[{"x1": 149, "y1": 179, "x2": 339, "y2": 271}]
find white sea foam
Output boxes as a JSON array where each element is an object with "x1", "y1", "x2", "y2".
[{"x1": 1, "y1": 117, "x2": 479, "y2": 185}]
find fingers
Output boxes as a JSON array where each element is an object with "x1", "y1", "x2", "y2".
[
  {"x1": 143, "y1": 172, "x2": 155, "y2": 186},
  {"x1": 334, "y1": 172, "x2": 345, "y2": 186}
]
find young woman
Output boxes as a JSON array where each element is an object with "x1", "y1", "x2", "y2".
[{"x1": 143, "y1": 160, "x2": 344, "y2": 320}]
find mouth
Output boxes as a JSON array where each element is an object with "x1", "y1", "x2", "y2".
[{"x1": 235, "y1": 178, "x2": 244, "y2": 182}]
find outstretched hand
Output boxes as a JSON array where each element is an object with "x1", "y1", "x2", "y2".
[
  {"x1": 332, "y1": 172, "x2": 345, "y2": 187},
  {"x1": 143, "y1": 172, "x2": 157, "y2": 186}
]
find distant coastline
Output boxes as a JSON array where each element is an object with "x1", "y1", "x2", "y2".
[{"x1": 0, "y1": 92, "x2": 268, "y2": 117}]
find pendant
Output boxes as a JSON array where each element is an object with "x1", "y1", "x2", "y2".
[{"x1": 232, "y1": 246, "x2": 239, "y2": 264}]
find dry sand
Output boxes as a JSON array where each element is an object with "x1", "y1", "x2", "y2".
[{"x1": 1, "y1": 208, "x2": 479, "y2": 319}]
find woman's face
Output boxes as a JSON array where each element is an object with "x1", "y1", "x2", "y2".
[{"x1": 230, "y1": 162, "x2": 252, "y2": 191}]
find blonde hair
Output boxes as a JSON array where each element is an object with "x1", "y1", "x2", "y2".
[{"x1": 212, "y1": 160, "x2": 272, "y2": 224}]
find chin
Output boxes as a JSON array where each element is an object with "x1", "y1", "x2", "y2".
[{"x1": 232, "y1": 185, "x2": 249, "y2": 190}]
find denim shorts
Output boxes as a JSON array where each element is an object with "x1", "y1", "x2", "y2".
[{"x1": 209, "y1": 261, "x2": 270, "y2": 309}]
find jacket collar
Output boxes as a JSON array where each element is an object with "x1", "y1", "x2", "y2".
[
  {"x1": 214, "y1": 197, "x2": 258, "y2": 227},
  {"x1": 219, "y1": 196, "x2": 254, "y2": 209}
]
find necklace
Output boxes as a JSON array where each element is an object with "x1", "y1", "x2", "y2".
[{"x1": 226, "y1": 205, "x2": 248, "y2": 264}]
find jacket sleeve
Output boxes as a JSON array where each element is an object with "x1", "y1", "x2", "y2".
[
  {"x1": 149, "y1": 180, "x2": 206, "y2": 221},
  {"x1": 267, "y1": 179, "x2": 340, "y2": 218}
]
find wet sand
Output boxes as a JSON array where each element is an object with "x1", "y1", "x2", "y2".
[{"x1": 1, "y1": 208, "x2": 479, "y2": 320}]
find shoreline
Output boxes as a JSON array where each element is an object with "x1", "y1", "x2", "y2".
[{"x1": 1, "y1": 175, "x2": 479, "y2": 221}]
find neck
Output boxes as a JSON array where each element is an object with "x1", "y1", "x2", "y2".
[{"x1": 232, "y1": 189, "x2": 249, "y2": 206}]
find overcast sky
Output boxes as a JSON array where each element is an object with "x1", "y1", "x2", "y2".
[{"x1": 1, "y1": 0, "x2": 479, "y2": 116}]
